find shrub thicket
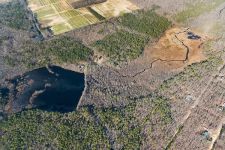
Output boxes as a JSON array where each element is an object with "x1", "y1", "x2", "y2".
[
  {"x1": 94, "y1": 31, "x2": 148, "y2": 64},
  {"x1": 119, "y1": 10, "x2": 171, "y2": 38},
  {"x1": 0, "y1": 0, "x2": 30, "y2": 30}
]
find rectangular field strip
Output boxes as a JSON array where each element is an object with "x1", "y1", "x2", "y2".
[
  {"x1": 34, "y1": 6, "x2": 56, "y2": 19},
  {"x1": 59, "y1": 10, "x2": 80, "y2": 20},
  {"x1": 67, "y1": 15, "x2": 90, "y2": 28},
  {"x1": 52, "y1": 1, "x2": 72, "y2": 12},
  {"x1": 27, "y1": 0, "x2": 139, "y2": 35},
  {"x1": 51, "y1": 23, "x2": 71, "y2": 34}
]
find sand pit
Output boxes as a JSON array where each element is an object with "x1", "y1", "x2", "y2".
[
  {"x1": 118, "y1": 27, "x2": 209, "y2": 90},
  {"x1": 145, "y1": 27, "x2": 207, "y2": 66}
]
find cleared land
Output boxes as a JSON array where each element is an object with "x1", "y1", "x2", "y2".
[
  {"x1": 145, "y1": 27, "x2": 207, "y2": 66},
  {"x1": 93, "y1": 10, "x2": 172, "y2": 64},
  {"x1": 27, "y1": 0, "x2": 139, "y2": 35},
  {"x1": 90, "y1": 0, "x2": 138, "y2": 19}
]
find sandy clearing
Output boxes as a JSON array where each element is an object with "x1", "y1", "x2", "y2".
[
  {"x1": 144, "y1": 27, "x2": 207, "y2": 66},
  {"x1": 116, "y1": 27, "x2": 209, "y2": 91}
]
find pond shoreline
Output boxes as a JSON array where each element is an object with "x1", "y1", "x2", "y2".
[{"x1": 1, "y1": 65, "x2": 86, "y2": 114}]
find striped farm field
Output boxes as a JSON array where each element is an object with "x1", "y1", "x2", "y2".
[
  {"x1": 76, "y1": 7, "x2": 100, "y2": 23},
  {"x1": 39, "y1": 0, "x2": 50, "y2": 6},
  {"x1": 51, "y1": 23, "x2": 71, "y2": 35},
  {"x1": 91, "y1": 3, "x2": 114, "y2": 19},
  {"x1": 90, "y1": 0, "x2": 139, "y2": 18},
  {"x1": 34, "y1": 6, "x2": 56, "y2": 19},
  {"x1": 27, "y1": 0, "x2": 43, "y2": 10},
  {"x1": 83, "y1": 14, "x2": 99, "y2": 24},
  {"x1": 38, "y1": 14, "x2": 65, "y2": 28},
  {"x1": 59, "y1": 9, "x2": 80, "y2": 20},
  {"x1": 28, "y1": 0, "x2": 139, "y2": 35},
  {"x1": 68, "y1": 15, "x2": 90, "y2": 28},
  {"x1": 52, "y1": 1, "x2": 72, "y2": 12},
  {"x1": 48, "y1": 0, "x2": 60, "y2": 4}
]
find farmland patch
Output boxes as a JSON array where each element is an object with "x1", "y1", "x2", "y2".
[{"x1": 27, "y1": 0, "x2": 139, "y2": 35}]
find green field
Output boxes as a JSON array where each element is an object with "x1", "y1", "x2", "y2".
[
  {"x1": 67, "y1": 15, "x2": 90, "y2": 28},
  {"x1": 28, "y1": 0, "x2": 100, "y2": 35},
  {"x1": 34, "y1": 6, "x2": 56, "y2": 19},
  {"x1": 59, "y1": 9, "x2": 80, "y2": 20},
  {"x1": 27, "y1": 0, "x2": 139, "y2": 35},
  {"x1": 51, "y1": 23, "x2": 71, "y2": 35},
  {"x1": 52, "y1": 2, "x2": 71, "y2": 12}
]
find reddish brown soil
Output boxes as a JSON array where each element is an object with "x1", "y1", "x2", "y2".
[
  {"x1": 117, "y1": 27, "x2": 208, "y2": 90},
  {"x1": 144, "y1": 27, "x2": 207, "y2": 67}
]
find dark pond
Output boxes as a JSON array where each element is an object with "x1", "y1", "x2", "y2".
[
  {"x1": 8, "y1": 66, "x2": 85, "y2": 113},
  {"x1": 0, "y1": 88, "x2": 9, "y2": 98},
  {"x1": 187, "y1": 32, "x2": 201, "y2": 40}
]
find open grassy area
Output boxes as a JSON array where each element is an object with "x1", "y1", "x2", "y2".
[
  {"x1": 90, "y1": 0, "x2": 138, "y2": 19},
  {"x1": 67, "y1": 15, "x2": 90, "y2": 28},
  {"x1": 34, "y1": 6, "x2": 56, "y2": 19},
  {"x1": 93, "y1": 31, "x2": 148, "y2": 64},
  {"x1": 175, "y1": 0, "x2": 225, "y2": 23},
  {"x1": 27, "y1": 0, "x2": 139, "y2": 35},
  {"x1": 28, "y1": 0, "x2": 100, "y2": 35},
  {"x1": 52, "y1": 1, "x2": 71, "y2": 12},
  {"x1": 59, "y1": 9, "x2": 80, "y2": 20},
  {"x1": 51, "y1": 23, "x2": 71, "y2": 35}
]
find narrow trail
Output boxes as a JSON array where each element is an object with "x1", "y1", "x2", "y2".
[
  {"x1": 165, "y1": 63, "x2": 225, "y2": 149},
  {"x1": 208, "y1": 77, "x2": 225, "y2": 150},
  {"x1": 118, "y1": 29, "x2": 190, "y2": 78},
  {"x1": 164, "y1": 73, "x2": 215, "y2": 149},
  {"x1": 209, "y1": 117, "x2": 225, "y2": 150},
  {"x1": 118, "y1": 25, "x2": 149, "y2": 38},
  {"x1": 119, "y1": 58, "x2": 185, "y2": 78}
]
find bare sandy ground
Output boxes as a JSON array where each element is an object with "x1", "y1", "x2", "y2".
[
  {"x1": 116, "y1": 27, "x2": 208, "y2": 90},
  {"x1": 145, "y1": 27, "x2": 207, "y2": 64}
]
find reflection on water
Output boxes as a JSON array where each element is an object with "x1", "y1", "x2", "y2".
[{"x1": 8, "y1": 66, "x2": 85, "y2": 113}]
